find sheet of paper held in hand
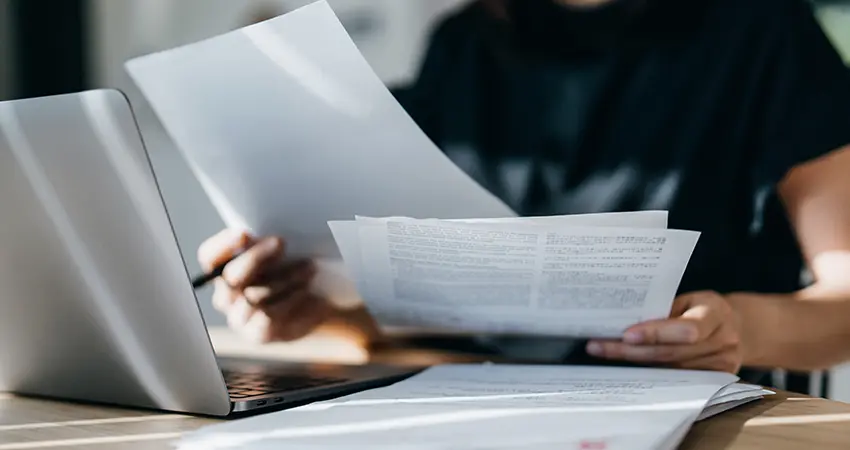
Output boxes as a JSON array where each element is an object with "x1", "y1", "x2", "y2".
[
  {"x1": 174, "y1": 365, "x2": 771, "y2": 450},
  {"x1": 125, "y1": 1, "x2": 514, "y2": 304},
  {"x1": 330, "y1": 212, "x2": 699, "y2": 339}
]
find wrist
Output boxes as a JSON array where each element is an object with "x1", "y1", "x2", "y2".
[{"x1": 724, "y1": 293, "x2": 781, "y2": 369}]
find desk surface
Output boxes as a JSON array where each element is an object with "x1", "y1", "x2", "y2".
[{"x1": 2, "y1": 328, "x2": 849, "y2": 449}]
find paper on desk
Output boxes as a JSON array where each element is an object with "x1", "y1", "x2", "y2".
[
  {"x1": 654, "y1": 383, "x2": 775, "y2": 450},
  {"x1": 175, "y1": 364, "x2": 738, "y2": 450},
  {"x1": 330, "y1": 215, "x2": 699, "y2": 338},
  {"x1": 708, "y1": 383, "x2": 774, "y2": 405},
  {"x1": 652, "y1": 383, "x2": 775, "y2": 450},
  {"x1": 125, "y1": 1, "x2": 514, "y2": 304},
  {"x1": 697, "y1": 383, "x2": 775, "y2": 422}
]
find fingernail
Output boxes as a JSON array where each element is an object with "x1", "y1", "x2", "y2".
[
  {"x1": 623, "y1": 331, "x2": 644, "y2": 344},
  {"x1": 586, "y1": 342, "x2": 603, "y2": 356},
  {"x1": 264, "y1": 237, "x2": 282, "y2": 252},
  {"x1": 661, "y1": 324, "x2": 697, "y2": 343}
]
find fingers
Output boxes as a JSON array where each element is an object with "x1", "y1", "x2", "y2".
[
  {"x1": 221, "y1": 237, "x2": 285, "y2": 289},
  {"x1": 586, "y1": 341, "x2": 740, "y2": 373},
  {"x1": 586, "y1": 291, "x2": 743, "y2": 372},
  {"x1": 198, "y1": 229, "x2": 255, "y2": 272},
  {"x1": 225, "y1": 294, "x2": 258, "y2": 331},
  {"x1": 668, "y1": 293, "x2": 692, "y2": 317},
  {"x1": 250, "y1": 259, "x2": 316, "y2": 291},
  {"x1": 214, "y1": 260, "x2": 315, "y2": 311},
  {"x1": 586, "y1": 331, "x2": 723, "y2": 363},
  {"x1": 242, "y1": 274, "x2": 309, "y2": 308},
  {"x1": 224, "y1": 290, "x2": 334, "y2": 343},
  {"x1": 622, "y1": 292, "x2": 726, "y2": 346},
  {"x1": 212, "y1": 278, "x2": 239, "y2": 311},
  {"x1": 202, "y1": 230, "x2": 331, "y2": 344},
  {"x1": 267, "y1": 291, "x2": 335, "y2": 342}
]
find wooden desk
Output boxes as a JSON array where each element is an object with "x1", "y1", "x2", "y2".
[{"x1": 2, "y1": 328, "x2": 849, "y2": 449}]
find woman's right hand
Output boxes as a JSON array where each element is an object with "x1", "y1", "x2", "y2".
[{"x1": 197, "y1": 229, "x2": 335, "y2": 343}]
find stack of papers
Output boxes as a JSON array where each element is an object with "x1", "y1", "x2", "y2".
[
  {"x1": 698, "y1": 383, "x2": 775, "y2": 422},
  {"x1": 330, "y1": 213, "x2": 699, "y2": 338},
  {"x1": 174, "y1": 364, "x2": 773, "y2": 450}
]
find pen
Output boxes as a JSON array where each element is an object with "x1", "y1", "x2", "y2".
[{"x1": 191, "y1": 255, "x2": 238, "y2": 289}]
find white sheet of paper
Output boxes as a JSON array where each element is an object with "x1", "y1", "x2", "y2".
[
  {"x1": 707, "y1": 383, "x2": 774, "y2": 406},
  {"x1": 179, "y1": 418, "x2": 690, "y2": 450},
  {"x1": 175, "y1": 364, "x2": 738, "y2": 450},
  {"x1": 655, "y1": 417, "x2": 701, "y2": 450},
  {"x1": 633, "y1": 383, "x2": 775, "y2": 450},
  {"x1": 697, "y1": 398, "x2": 761, "y2": 422},
  {"x1": 445, "y1": 210, "x2": 669, "y2": 228},
  {"x1": 695, "y1": 383, "x2": 775, "y2": 422},
  {"x1": 125, "y1": 1, "x2": 514, "y2": 304},
  {"x1": 334, "y1": 217, "x2": 698, "y2": 338},
  {"x1": 328, "y1": 211, "x2": 671, "y2": 318}
]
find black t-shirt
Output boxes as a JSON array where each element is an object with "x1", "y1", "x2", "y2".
[
  {"x1": 393, "y1": 0, "x2": 850, "y2": 304},
  {"x1": 390, "y1": 0, "x2": 850, "y2": 375}
]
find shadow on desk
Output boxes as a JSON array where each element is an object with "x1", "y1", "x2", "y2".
[
  {"x1": 681, "y1": 393, "x2": 781, "y2": 450},
  {"x1": 681, "y1": 390, "x2": 850, "y2": 449}
]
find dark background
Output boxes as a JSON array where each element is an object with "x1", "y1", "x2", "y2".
[{"x1": 6, "y1": 0, "x2": 89, "y2": 99}]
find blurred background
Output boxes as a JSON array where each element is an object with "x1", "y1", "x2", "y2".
[{"x1": 1, "y1": 0, "x2": 849, "y2": 395}]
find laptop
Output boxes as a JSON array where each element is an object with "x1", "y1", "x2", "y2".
[{"x1": 0, "y1": 89, "x2": 418, "y2": 417}]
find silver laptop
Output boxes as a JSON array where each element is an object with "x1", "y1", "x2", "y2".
[{"x1": 0, "y1": 89, "x2": 416, "y2": 417}]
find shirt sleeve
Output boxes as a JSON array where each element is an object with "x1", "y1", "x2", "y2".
[{"x1": 754, "y1": 0, "x2": 850, "y2": 189}]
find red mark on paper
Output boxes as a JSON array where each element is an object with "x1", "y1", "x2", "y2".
[{"x1": 580, "y1": 440, "x2": 607, "y2": 450}]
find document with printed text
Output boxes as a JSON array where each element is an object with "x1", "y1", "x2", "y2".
[
  {"x1": 330, "y1": 213, "x2": 700, "y2": 338},
  {"x1": 175, "y1": 365, "x2": 770, "y2": 450}
]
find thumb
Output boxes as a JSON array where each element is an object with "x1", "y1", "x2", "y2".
[
  {"x1": 669, "y1": 291, "x2": 720, "y2": 317},
  {"x1": 626, "y1": 292, "x2": 724, "y2": 345}
]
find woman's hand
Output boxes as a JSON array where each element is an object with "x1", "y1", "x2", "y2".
[
  {"x1": 197, "y1": 229, "x2": 335, "y2": 344},
  {"x1": 586, "y1": 291, "x2": 745, "y2": 373}
]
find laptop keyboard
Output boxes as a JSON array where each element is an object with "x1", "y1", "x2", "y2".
[{"x1": 222, "y1": 370, "x2": 347, "y2": 399}]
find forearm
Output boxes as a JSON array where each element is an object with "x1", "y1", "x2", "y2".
[{"x1": 731, "y1": 289, "x2": 850, "y2": 371}]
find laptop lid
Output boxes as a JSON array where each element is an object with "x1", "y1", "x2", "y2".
[{"x1": 0, "y1": 89, "x2": 232, "y2": 416}]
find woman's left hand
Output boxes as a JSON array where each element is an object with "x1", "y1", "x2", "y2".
[{"x1": 586, "y1": 291, "x2": 745, "y2": 373}]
